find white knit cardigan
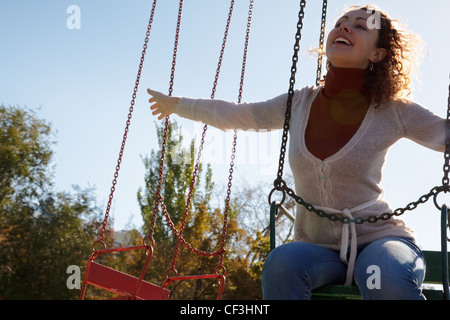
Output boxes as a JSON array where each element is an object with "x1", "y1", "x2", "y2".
[{"x1": 175, "y1": 86, "x2": 446, "y2": 284}]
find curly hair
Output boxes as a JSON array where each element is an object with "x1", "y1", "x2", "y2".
[{"x1": 327, "y1": 5, "x2": 424, "y2": 105}]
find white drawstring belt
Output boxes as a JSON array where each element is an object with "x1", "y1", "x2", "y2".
[{"x1": 316, "y1": 197, "x2": 379, "y2": 286}]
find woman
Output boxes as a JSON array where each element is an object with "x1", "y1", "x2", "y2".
[{"x1": 147, "y1": 6, "x2": 446, "y2": 299}]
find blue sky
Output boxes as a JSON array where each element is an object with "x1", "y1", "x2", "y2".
[{"x1": 1, "y1": 0, "x2": 449, "y2": 250}]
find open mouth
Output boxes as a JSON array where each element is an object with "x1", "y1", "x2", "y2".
[{"x1": 334, "y1": 37, "x2": 352, "y2": 46}]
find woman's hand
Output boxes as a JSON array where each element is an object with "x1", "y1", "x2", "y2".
[{"x1": 148, "y1": 88, "x2": 180, "y2": 120}]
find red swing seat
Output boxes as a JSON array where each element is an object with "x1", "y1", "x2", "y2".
[{"x1": 80, "y1": 245, "x2": 170, "y2": 300}]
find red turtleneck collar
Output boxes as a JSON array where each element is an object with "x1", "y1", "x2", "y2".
[{"x1": 323, "y1": 65, "x2": 369, "y2": 99}]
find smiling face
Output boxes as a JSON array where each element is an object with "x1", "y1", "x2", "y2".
[{"x1": 326, "y1": 9, "x2": 387, "y2": 69}]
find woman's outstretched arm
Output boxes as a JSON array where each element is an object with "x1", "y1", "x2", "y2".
[{"x1": 148, "y1": 87, "x2": 309, "y2": 132}]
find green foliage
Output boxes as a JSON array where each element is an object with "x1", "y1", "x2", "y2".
[
  {"x1": 0, "y1": 105, "x2": 53, "y2": 204},
  {"x1": 0, "y1": 105, "x2": 101, "y2": 299},
  {"x1": 0, "y1": 188, "x2": 101, "y2": 299}
]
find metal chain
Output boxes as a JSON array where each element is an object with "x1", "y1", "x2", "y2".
[
  {"x1": 159, "y1": 195, "x2": 225, "y2": 257},
  {"x1": 274, "y1": 0, "x2": 307, "y2": 190},
  {"x1": 218, "y1": 0, "x2": 254, "y2": 271},
  {"x1": 97, "y1": 0, "x2": 158, "y2": 245},
  {"x1": 315, "y1": 0, "x2": 327, "y2": 87},
  {"x1": 286, "y1": 185, "x2": 445, "y2": 225},
  {"x1": 168, "y1": 0, "x2": 184, "y2": 98},
  {"x1": 148, "y1": 0, "x2": 184, "y2": 241},
  {"x1": 444, "y1": 77, "x2": 450, "y2": 238},
  {"x1": 165, "y1": 0, "x2": 238, "y2": 276},
  {"x1": 442, "y1": 77, "x2": 450, "y2": 188}
]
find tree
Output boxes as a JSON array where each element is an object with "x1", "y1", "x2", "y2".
[
  {"x1": 0, "y1": 105, "x2": 101, "y2": 299},
  {"x1": 0, "y1": 105, "x2": 53, "y2": 205}
]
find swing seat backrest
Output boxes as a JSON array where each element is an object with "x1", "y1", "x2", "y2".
[{"x1": 84, "y1": 260, "x2": 170, "y2": 300}]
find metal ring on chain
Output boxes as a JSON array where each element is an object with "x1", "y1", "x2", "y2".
[
  {"x1": 268, "y1": 188, "x2": 286, "y2": 206},
  {"x1": 434, "y1": 186, "x2": 450, "y2": 211}
]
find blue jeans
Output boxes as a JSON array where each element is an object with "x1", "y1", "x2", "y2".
[{"x1": 262, "y1": 237, "x2": 426, "y2": 300}]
